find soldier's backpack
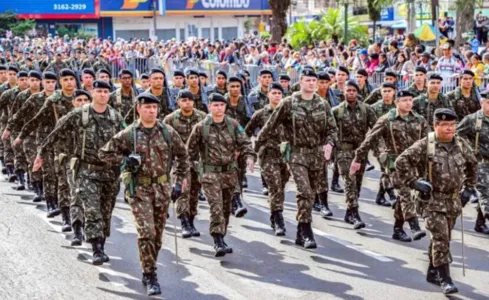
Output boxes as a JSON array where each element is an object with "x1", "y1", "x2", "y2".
[
  {"x1": 417, "y1": 95, "x2": 450, "y2": 117},
  {"x1": 291, "y1": 94, "x2": 330, "y2": 145},
  {"x1": 202, "y1": 115, "x2": 236, "y2": 163},
  {"x1": 337, "y1": 101, "x2": 367, "y2": 142}
]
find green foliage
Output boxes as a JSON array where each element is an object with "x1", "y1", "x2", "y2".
[
  {"x1": 286, "y1": 8, "x2": 369, "y2": 49},
  {"x1": 260, "y1": 31, "x2": 271, "y2": 39},
  {"x1": 367, "y1": 0, "x2": 381, "y2": 23},
  {"x1": 0, "y1": 11, "x2": 37, "y2": 37}
]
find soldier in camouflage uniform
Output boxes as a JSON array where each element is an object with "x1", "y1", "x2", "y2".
[
  {"x1": 248, "y1": 69, "x2": 273, "y2": 109},
  {"x1": 456, "y1": 91, "x2": 489, "y2": 234},
  {"x1": 170, "y1": 70, "x2": 185, "y2": 89},
  {"x1": 206, "y1": 70, "x2": 228, "y2": 96},
  {"x1": 21, "y1": 57, "x2": 37, "y2": 72},
  {"x1": 0, "y1": 65, "x2": 15, "y2": 175},
  {"x1": 81, "y1": 68, "x2": 95, "y2": 93},
  {"x1": 100, "y1": 93, "x2": 189, "y2": 296},
  {"x1": 140, "y1": 73, "x2": 150, "y2": 91},
  {"x1": 96, "y1": 69, "x2": 116, "y2": 93},
  {"x1": 92, "y1": 55, "x2": 111, "y2": 74},
  {"x1": 333, "y1": 80, "x2": 377, "y2": 230},
  {"x1": 396, "y1": 108, "x2": 477, "y2": 295},
  {"x1": 199, "y1": 71, "x2": 208, "y2": 88},
  {"x1": 278, "y1": 74, "x2": 292, "y2": 97},
  {"x1": 143, "y1": 68, "x2": 174, "y2": 119},
  {"x1": 245, "y1": 83, "x2": 290, "y2": 235},
  {"x1": 353, "y1": 89, "x2": 429, "y2": 242},
  {"x1": 187, "y1": 93, "x2": 256, "y2": 257},
  {"x1": 34, "y1": 80, "x2": 125, "y2": 265},
  {"x1": 17, "y1": 69, "x2": 78, "y2": 218},
  {"x1": 109, "y1": 69, "x2": 139, "y2": 125},
  {"x1": 446, "y1": 69, "x2": 481, "y2": 120},
  {"x1": 45, "y1": 52, "x2": 69, "y2": 76},
  {"x1": 163, "y1": 89, "x2": 206, "y2": 238},
  {"x1": 80, "y1": 51, "x2": 96, "y2": 70},
  {"x1": 256, "y1": 69, "x2": 338, "y2": 249},
  {"x1": 355, "y1": 68, "x2": 375, "y2": 99},
  {"x1": 186, "y1": 69, "x2": 208, "y2": 113},
  {"x1": 413, "y1": 73, "x2": 452, "y2": 132},
  {"x1": 407, "y1": 66, "x2": 428, "y2": 98},
  {"x1": 38, "y1": 51, "x2": 50, "y2": 73},
  {"x1": 364, "y1": 70, "x2": 398, "y2": 105}
]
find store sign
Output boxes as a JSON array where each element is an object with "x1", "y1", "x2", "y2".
[
  {"x1": 166, "y1": 0, "x2": 270, "y2": 14},
  {"x1": 101, "y1": 0, "x2": 158, "y2": 16},
  {"x1": 380, "y1": 7, "x2": 394, "y2": 21},
  {"x1": 0, "y1": 0, "x2": 98, "y2": 19}
]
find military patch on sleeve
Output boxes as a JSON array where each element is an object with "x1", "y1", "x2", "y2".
[
  {"x1": 237, "y1": 125, "x2": 245, "y2": 133},
  {"x1": 329, "y1": 109, "x2": 333, "y2": 116}
]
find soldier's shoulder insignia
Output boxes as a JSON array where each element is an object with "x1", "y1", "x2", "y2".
[
  {"x1": 237, "y1": 125, "x2": 245, "y2": 133},
  {"x1": 329, "y1": 109, "x2": 334, "y2": 116}
]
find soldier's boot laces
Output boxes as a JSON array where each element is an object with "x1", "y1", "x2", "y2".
[
  {"x1": 313, "y1": 194, "x2": 322, "y2": 212},
  {"x1": 330, "y1": 172, "x2": 344, "y2": 193},
  {"x1": 296, "y1": 223, "x2": 317, "y2": 249},
  {"x1": 100, "y1": 238, "x2": 110, "y2": 263},
  {"x1": 438, "y1": 264, "x2": 458, "y2": 295},
  {"x1": 474, "y1": 208, "x2": 489, "y2": 234},
  {"x1": 344, "y1": 208, "x2": 354, "y2": 224},
  {"x1": 32, "y1": 182, "x2": 43, "y2": 202},
  {"x1": 426, "y1": 253, "x2": 440, "y2": 285},
  {"x1": 212, "y1": 234, "x2": 227, "y2": 257},
  {"x1": 319, "y1": 192, "x2": 333, "y2": 218},
  {"x1": 179, "y1": 215, "x2": 193, "y2": 238},
  {"x1": 222, "y1": 237, "x2": 233, "y2": 254},
  {"x1": 71, "y1": 221, "x2": 83, "y2": 246},
  {"x1": 351, "y1": 207, "x2": 366, "y2": 230},
  {"x1": 261, "y1": 175, "x2": 269, "y2": 195},
  {"x1": 272, "y1": 211, "x2": 286, "y2": 236},
  {"x1": 143, "y1": 273, "x2": 161, "y2": 296},
  {"x1": 61, "y1": 207, "x2": 72, "y2": 232},
  {"x1": 392, "y1": 219, "x2": 412, "y2": 242},
  {"x1": 198, "y1": 189, "x2": 207, "y2": 202},
  {"x1": 188, "y1": 215, "x2": 200, "y2": 237},
  {"x1": 12, "y1": 170, "x2": 25, "y2": 191},
  {"x1": 232, "y1": 193, "x2": 247, "y2": 218},
  {"x1": 375, "y1": 185, "x2": 390, "y2": 207},
  {"x1": 408, "y1": 217, "x2": 426, "y2": 240},
  {"x1": 242, "y1": 176, "x2": 248, "y2": 188},
  {"x1": 91, "y1": 240, "x2": 105, "y2": 265}
]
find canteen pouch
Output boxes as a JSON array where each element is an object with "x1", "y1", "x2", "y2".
[{"x1": 280, "y1": 142, "x2": 291, "y2": 162}]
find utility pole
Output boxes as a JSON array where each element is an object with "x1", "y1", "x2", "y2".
[
  {"x1": 152, "y1": 0, "x2": 157, "y2": 40},
  {"x1": 344, "y1": 2, "x2": 349, "y2": 44}
]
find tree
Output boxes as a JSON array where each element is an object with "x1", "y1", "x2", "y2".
[
  {"x1": 367, "y1": 0, "x2": 381, "y2": 43},
  {"x1": 454, "y1": 0, "x2": 482, "y2": 46},
  {"x1": 0, "y1": 10, "x2": 36, "y2": 37},
  {"x1": 268, "y1": 0, "x2": 291, "y2": 42}
]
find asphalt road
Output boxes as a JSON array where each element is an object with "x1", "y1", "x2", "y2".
[{"x1": 1, "y1": 159, "x2": 488, "y2": 300}]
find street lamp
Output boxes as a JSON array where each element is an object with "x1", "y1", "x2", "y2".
[{"x1": 339, "y1": 0, "x2": 354, "y2": 44}]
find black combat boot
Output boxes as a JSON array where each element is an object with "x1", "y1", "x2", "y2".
[
  {"x1": 27, "y1": 173, "x2": 33, "y2": 190},
  {"x1": 330, "y1": 171, "x2": 344, "y2": 193},
  {"x1": 91, "y1": 239, "x2": 104, "y2": 265},
  {"x1": 375, "y1": 184, "x2": 390, "y2": 207},
  {"x1": 0, "y1": 156, "x2": 6, "y2": 175},
  {"x1": 261, "y1": 175, "x2": 269, "y2": 195},
  {"x1": 232, "y1": 193, "x2": 247, "y2": 218},
  {"x1": 146, "y1": 273, "x2": 162, "y2": 296},
  {"x1": 426, "y1": 247, "x2": 440, "y2": 285},
  {"x1": 295, "y1": 223, "x2": 317, "y2": 249},
  {"x1": 318, "y1": 192, "x2": 333, "y2": 218},
  {"x1": 222, "y1": 237, "x2": 233, "y2": 254},
  {"x1": 313, "y1": 194, "x2": 322, "y2": 212},
  {"x1": 61, "y1": 207, "x2": 72, "y2": 232},
  {"x1": 242, "y1": 176, "x2": 248, "y2": 188},
  {"x1": 12, "y1": 170, "x2": 25, "y2": 190},
  {"x1": 407, "y1": 217, "x2": 426, "y2": 240},
  {"x1": 198, "y1": 189, "x2": 207, "y2": 202},
  {"x1": 71, "y1": 221, "x2": 83, "y2": 246},
  {"x1": 474, "y1": 208, "x2": 489, "y2": 234},
  {"x1": 46, "y1": 197, "x2": 61, "y2": 218},
  {"x1": 6, "y1": 165, "x2": 17, "y2": 182},
  {"x1": 351, "y1": 207, "x2": 366, "y2": 230},
  {"x1": 272, "y1": 211, "x2": 286, "y2": 236},
  {"x1": 344, "y1": 208, "x2": 354, "y2": 224},
  {"x1": 212, "y1": 234, "x2": 227, "y2": 257},
  {"x1": 179, "y1": 215, "x2": 192, "y2": 238},
  {"x1": 437, "y1": 264, "x2": 458, "y2": 295},
  {"x1": 392, "y1": 219, "x2": 412, "y2": 242},
  {"x1": 386, "y1": 188, "x2": 397, "y2": 205},
  {"x1": 188, "y1": 215, "x2": 201, "y2": 237},
  {"x1": 32, "y1": 182, "x2": 43, "y2": 202},
  {"x1": 100, "y1": 238, "x2": 110, "y2": 263}
]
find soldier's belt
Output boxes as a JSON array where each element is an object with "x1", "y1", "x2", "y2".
[
  {"x1": 338, "y1": 143, "x2": 356, "y2": 150},
  {"x1": 79, "y1": 162, "x2": 107, "y2": 171},
  {"x1": 290, "y1": 145, "x2": 323, "y2": 154},
  {"x1": 203, "y1": 162, "x2": 236, "y2": 173},
  {"x1": 139, "y1": 175, "x2": 168, "y2": 185}
]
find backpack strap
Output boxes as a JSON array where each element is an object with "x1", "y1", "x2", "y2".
[
  {"x1": 225, "y1": 116, "x2": 236, "y2": 142},
  {"x1": 292, "y1": 97, "x2": 298, "y2": 146},
  {"x1": 389, "y1": 112, "x2": 398, "y2": 155},
  {"x1": 158, "y1": 121, "x2": 173, "y2": 176},
  {"x1": 475, "y1": 111, "x2": 483, "y2": 155},
  {"x1": 81, "y1": 104, "x2": 90, "y2": 160},
  {"x1": 172, "y1": 110, "x2": 181, "y2": 129},
  {"x1": 116, "y1": 88, "x2": 122, "y2": 114},
  {"x1": 203, "y1": 115, "x2": 213, "y2": 163},
  {"x1": 338, "y1": 104, "x2": 344, "y2": 142},
  {"x1": 427, "y1": 132, "x2": 436, "y2": 182}
]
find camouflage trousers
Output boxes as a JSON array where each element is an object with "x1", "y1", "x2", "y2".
[
  {"x1": 425, "y1": 211, "x2": 456, "y2": 267},
  {"x1": 55, "y1": 157, "x2": 70, "y2": 209},
  {"x1": 2, "y1": 124, "x2": 13, "y2": 166},
  {"x1": 67, "y1": 163, "x2": 84, "y2": 224},
  {"x1": 126, "y1": 183, "x2": 170, "y2": 274},
  {"x1": 393, "y1": 186, "x2": 416, "y2": 221},
  {"x1": 476, "y1": 162, "x2": 489, "y2": 216},
  {"x1": 23, "y1": 136, "x2": 42, "y2": 183},
  {"x1": 0, "y1": 123, "x2": 4, "y2": 158},
  {"x1": 233, "y1": 155, "x2": 247, "y2": 195},
  {"x1": 11, "y1": 135, "x2": 27, "y2": 172},
  {"x1": 176, "y1": 168, "x2": 201, "y2": 218},
  {"x1": 202, "y1": 170, "x2": 237, "y2": 236},
  {"x1": 337, "y1": 150, "x2": 366, "y2": 209},
  {"x1": 261, "y1": 158, "x2": 289, "y2": 212},
  {"x1": 74, "y1": 168, "x2": 120, "y2": 242},
  {"x1": 41, "y1": 152, "x2": 57, "y2": 199}
]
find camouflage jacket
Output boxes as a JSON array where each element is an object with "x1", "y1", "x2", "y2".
[
  {"x1": 407, "y1": 83, "x2": 427, "y2": 98},
  {"x1": 146, "y1": 87, "x2": 173, "y2": 120},
  {"x1": 0, "y1": 87, "x2": 24, "y2": 120},
  {"x1": 290, "y1": 82, "x2": 301, "y2": 93},
  {"x1": 395, "y1": 135, "x2": 478, "y2": 217},
  {"x1": 93, "y1": 61, "x2": 111, "y2": 73},
  {"x1": 6, "y1": 89, "x2": 34, "y2": 136},
  {"x1": 446, "y1": 87, "x2": 481, "y2": 120},
  {"x1": 206, "y1": 84, "x2": 227, "y2": 96},
  {"x1": 248, "y1": 86, "x2": 269, "y2": 110},
  {"x1": 13, "y1": 91, "x2": 53, "y2": 145},
  {"x1": 225, "y1": 95, "x2": 249, "y2": 127},
  {"x1": 0, "y1": 82, "x2": 15, "y2": 124},
  {"x1": 163, "y1": 109, "x2": 206, "y2": 144},
  {"x1": 363, "y1": 87, "x2": 382, "y2": 105},
  {"x1": 99, "y1": 120, "x2": 189, "y2": 184},
  {"x1": 412, "y1": 93, "x2": 451, "y2": 131},
  {"x1": 333, "y1": 100, "x2": 377, "y2": 148},
  {"x1": 355, "y1": 109, "x2": 428, "y2": 164},
  {"x1": 456, "y1": 110, "x2": 489, "y2": 160},
  {"x1": 359, "y1": 83, "x2": 375, "y2": 99},
  {"x1": 45, "y1": 60, "x2": 69, "y2": 75},
  {"x1": 330, "y1": 82, "x2": 345, "y2": 102},
  {"x1": 80, "y1": 59, "x2": 95, "y2": 70},
  {"x1": 370, "y1": 100, "x2": 396, "y2": 118},
  {"x1": 109, "y1": 88, "x2": 138, "y2": 124}
]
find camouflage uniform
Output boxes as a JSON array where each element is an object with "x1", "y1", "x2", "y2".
[
  {"x1": 163, "y1": 109, "x2": 206, "y2": 218},
  {"x1": 190, "y1": 88, "x2": 208, "y2": 113},
  {"x1": 412, "y1": 93, "x2": 451, "y2": 131},
  {"x1": 363, "y1": 87, "x2": 383, "y2": 105},
  {"x1": 0, "y1": 87, "x2": 25, "y2": 168},
  {"x1": 0, "y1": 83, "x2": 14, "y2": 165},
  {"x1": 248, "y1": 86, "x2": 269, "y2": 110},
  {"x1": 407, "y1": 83, "x2": 427, "y2": 98},
  {"x1": 187, "y1": 115, "x2": 255, "y2": 236},
  {"x1": 358, "y1": 84, "x2": 374, "y2": 99},
  {"x1": 206, "y1": 85, "x2": 227, "y2": 96},
  {"x1": 45, "y1": 60, "x2": 69, "y2": 76},
  {"x1": 446, "y1": 87, "x2": 481, "y2": 120},
  {"x1": 329, "y1": 83, "x2": 345, "y2": 102},
  {"x1": 92, "y1": 61, "x2": 111, "y2": 73},
  {"x1": 395, "y1": 135, "x2": 477, "y2": 267},
  {"x1": 39, "y1": 104, "x2": 125, "y2": 242},
  {"x1": 245, "y1": 105, "x2": 289, "y2": 212},
  {"x1": 99, "y1": 121, "x2": 189, "y2": 275},
  {"x1": 109, "y1": 88, "x2": 137, "y2": 125},
  {"x1": 80, "y1": 59, "x2": 95, "y2": 70}
]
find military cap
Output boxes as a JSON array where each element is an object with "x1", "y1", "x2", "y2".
[
  {"x1": 381, "y1": 82, "x2": 396, "y2": 90},
  {"x1": 199, "y1": 71, "x2": 208, "y2": 78},
  {"x1": 269, "y1": 82, "x2": 284, "y2": 94},
  {"x1": 173, "y1": 70, "x2": 185, "y2": 77},
  {"x1": 303, "y1": 65, "x2": 315, "y2": 71},
  {"x1": 337, "y1": 65, "x2": 350, "y2": 76},
  {"x1": 177, "y1": 89, "x2": 194, "y2": 100},
  {"x1": 185, "y1": 68, "x2": 199, "y2": 77},
  {"x1": 384, "y1": 70, "x2": 397, "y2": 78},
  {"x1": 396, "y1": 89, "x2": 416, "y2": 98},
  {"x1": 8, "y1": 66, "x2": 19, "y2": 73},
  {"x1": 461, "y1": 69, "x2": 475, "y2": 77},
  {"x1": 414, "y1": 66, "x2": 427, "y2": 74},
  {"x1": 279, "y1": 74, "x2": 291, "y2": 81},
  {"x1": 97, "y1": 69, "x2": 111, "y2": 78},
  {"x1": 74, "y1": 89, "x2": 92, "y2": 100},
  {"x1": 209, "y1": 93, "x2": 227, "y2": 103},
  {"x1": 228, "y1": 76, "x2": 243, "y2": 84},
  {"x1": 28, "y1": 70, "x2": 42, "y2": 81},
  {"x1": 317, "y1": 72, "x2": 331, "y2": 81},
  {"x1": 82, "y1": 68, "x2": 96, "y2": 78},
  {"x1": 42, "y1": 71, "x2": 57, "y2": 80},
  {"x1": 301, "y1": 68, "x2": 318, "y2": 78},
  {"x1": 17, "y1": 71, "x2": 28, "y2": 78},
  {"x1": 259, "y1": 69, "x2": 273, "y2": 77},
  {"x1": 480, "y1": 90, "x2": 489, "y2": 100},
  {"x1": 118, "y1": 69, "x2": 133, "y2": 77},
  {"x1": 149, "y1": 68, "x2": 165, "y2": 76},
  {"x1": 243, "y1": 70, "x2": 251, "y2": 77},
  {"x1": 92, "y1": 80, "x2": 111, "y2": 90},
  {"x1": 137, "y1": 92, "x2": 160, "y2": 104},
  {"x1": 346, "y1": 80, "x2": 360, "y2": 92},
  {"x1": 216, "y1": 70, "x2": 228, "y2": 79},
  {"x1": 327, "y1": 68, "x2": 336, "y2": 76},
  {"x1": 434, "y1": 108, "x2": 457, "y2": 121},
  {"x1": 356, "y1": 68, "x2": 368, "y2": 77},
  {"x1": 59, "y1": 68, "x2": 76, "y2": 78},
  {"x1": 0, "y1": 65, "x2": 7, "y2": 71},
  {"x1": 428, "y1": 73, "x2": 443, "y2": 81},
  {"x1": 140, "y1": 73, "x2": 149, "y2": 80}
]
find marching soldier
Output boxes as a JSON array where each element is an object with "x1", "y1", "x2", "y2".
[
  {"x1": 80, "y1": 51, "x2": 96, "y2": 70},
  {"x1": 352, "y1": 90, "x2": 429, "y2": 242},
  {"x1": 171, "y1": 70, "x2": 185, "y2": 89},
  {"x1": 256, "y1": 69, "x2": 338, "y2": 249},
  {"x1": 92, "y1": 55, "x2": 111, "y2": 74},
  {"x1": 206, "y1": 70, "x2": 228, "y2": 96},
  {"x1": 187, "y1": 93, "x2": 256, "y2": 257},
  {"x1": 109, "y1": 69, "x2": 139, "y2": 125},
  {"x1": 199, "y1": 71, "x2": 208, "y2": 88},
  {"x1": 45, "y1": 51, "x2": 69, "y2": 76},
  {"x1": 100, "y1": 93, "x2": 189, "y2": 296},
  {"x1": 446, "y1": 69, "x2": 481, "y2": 119},
  {"x1": 278, "y1": 74, "x2": 292, "y2": 97},
  {"x1": 248, "y1": 69, "x2": 273, "y2": 109},
  {"x1": 330, "y1": 65, "x2": 349, "y2": 102},
  {"x1": 395, "y1": 108, "x2": 478, "y2": 295},
  {"x1": 140, "y1": 73, "x2": 150, "y2": 91},
  {"x1": 186, "y1": 69, "x2": 207, "y2": 113},
  {"x1": 0, "y1": 65, "x2": 16, "y2": 175},
  {"x1": 163, "y1": 89, "x2": 206, "y2": 238},
  {"x1": 81, "y1": 68, "x2": 95, "y2": 93},
  {"x1": 146, "y1": 68, "x2": 174, "y2": 119},
  {"x1": 364, "y1": 70, "x2": 398, "y2": 105},
  {"x1": 407, "y1": 66, "x2": 428, "y2": 98},
  {"x1": 96, "y1": 69, "x2": 115, "y2": 92}
]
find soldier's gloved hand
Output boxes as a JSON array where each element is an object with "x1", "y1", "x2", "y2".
[
  {"x1": 125, "y1": 154, "x2": 141, "y2": 168},
  {"x1": 412, "y1": 179, "x2": 432, "y2": 201},
  {"x1": 460, "y1": 187, "x2": 475, "y2": 208},
  {"x1": 171, "y1": 183, "x2": 182, "y2": 202}
]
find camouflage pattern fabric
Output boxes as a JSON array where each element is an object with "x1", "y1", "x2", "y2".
[
  {"x1": 248, "y1": 86, "x2": 269, "y2": 110},
  {"x1": 446, "y1": 87, "x2": 481, "y2": 120},
  {"x1": 412, "y1": 93, "x2": 451, "y2": 131},
  {"x1": 363, "y1": 87, "x2": 382, "y2": 105},
  {"x1": 45, "y1": 60, "x2": 69, "y2": 76},
  {"x1": 407, "y1": 83, "x2": 427, "y2": 98},
  {"x1": 109, "y1": 88, "x2": 138, "y2": 125}
]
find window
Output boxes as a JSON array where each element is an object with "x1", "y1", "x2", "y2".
[
  {"x1": 179, "y1": 28, "x2": 185, "y2": 41},
  {"x1": 156, "y1": 29, "x2": 176, "y2": 41},
  {"x1": 214, "y1": 28, "x2": 219, "y2": 40},
  {"x1": 221, "y1": 27, "x2": 238, "y2": 42},
  {"x1": 202, "y1": 28, "x2": 211, "y2": 39}
]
